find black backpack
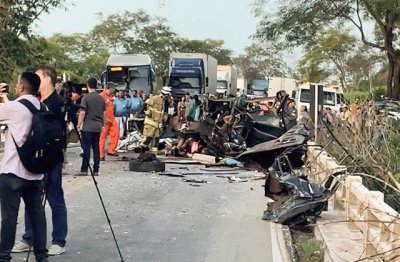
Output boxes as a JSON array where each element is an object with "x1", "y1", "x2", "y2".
[{"x1": 11, "y1": 99, "x2": 64, "y2": 174}]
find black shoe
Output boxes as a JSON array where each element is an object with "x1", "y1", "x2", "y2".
[
  {"x1": 100, "y1": 157, "x2": 105, "y2": 161},
  {"x1": 107, "y1": 152, "x2": 119, "y2": 157}
]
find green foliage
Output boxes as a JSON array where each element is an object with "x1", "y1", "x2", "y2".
[
  {"x1": 0, "y1": 0, "x2": 65, "y2": 83},
  {"x1": 253, "y1": 0, "x2": 400, "y2": 99},
  {"x1": 85, "y1": 10, "x2": 233, "y2": 82},
  {"x1": 299, "y1": 29, "x2": 357, "y2": 87},
  {"x1": 296, "y1": 238, "x2": 324, "y2": 262},
  {"x1": 234, "y1": 42, "x2": 287, "y2": 83},
  {"x1": 344, "y1": 86, "x2": 386, "y2": 102}
]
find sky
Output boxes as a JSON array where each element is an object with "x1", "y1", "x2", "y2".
[{"x1": 35, "y1": 0, "x2": 259, "y2": 56}]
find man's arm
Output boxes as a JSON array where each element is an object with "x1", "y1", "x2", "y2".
[{"x1": 77, "y1": 110, "x2": 85, "y2": 130}]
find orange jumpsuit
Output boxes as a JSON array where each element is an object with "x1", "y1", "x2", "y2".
[{"x1": 100, "y1": 90, "x2": 119, "y2": 158}]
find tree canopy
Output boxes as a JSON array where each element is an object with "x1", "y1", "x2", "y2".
[
  {"x1": 253, "y1": 0, "x2": 400, "y2": 99},
  {"x1": 0, "y1": 0, "x2": 64, "y2": 83}
]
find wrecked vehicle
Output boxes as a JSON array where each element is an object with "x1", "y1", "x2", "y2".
[
  {"x1": 198, "y1": 96, "x2": 287, "y2": 157},
  {"x1": 238, "y1": 125, "x2": 344, "y2": 227}
]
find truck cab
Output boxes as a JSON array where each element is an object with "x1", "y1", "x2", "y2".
[
  {"x1": 250, "y1": 79, "x2": 269, "y2": 97},
  {"x1": 217, "y1": 65, "x2": 237, "y2": 98},
  {"x1": 101, "y1": 54, "x2": 156, "y2": 94},
  {"x1": 169, "y1": 53, "x2": 217, "y2": 99}
]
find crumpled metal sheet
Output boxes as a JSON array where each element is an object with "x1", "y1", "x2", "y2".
[{"x1": 238, "y1": 125, "x2": 308, "y2": 158}]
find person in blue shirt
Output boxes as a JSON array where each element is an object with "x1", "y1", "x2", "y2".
[
  {"x1": 114, "y1": 90, "x2": 130, "y2": 139},
  {"x1": 129, "y1": 90, "x2": 144, "y2": 116}
]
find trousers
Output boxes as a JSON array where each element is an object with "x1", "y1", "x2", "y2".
[
  {"x1": 99, "y1": 120, "x2": 119, "y2": 158},
  {"x1": 23, "y1": 162, "x2": 68, "y2": 247},
  {"x1": 0, "y1": 174, "x2": 47, "y2": 262}
]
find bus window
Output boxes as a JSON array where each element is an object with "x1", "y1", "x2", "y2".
[
  {"x1": 299, "y1": 89, "x2": 336, "y2": 106},
  {"x1": 337, "y1": 93, "x2": 346, "y2": 104},
  {"x1": 324, "y1": 92, "x2": 335, "y2": 106},
  {"x1": 300, "y1": 89, "x2": 311, "y2": 103}
]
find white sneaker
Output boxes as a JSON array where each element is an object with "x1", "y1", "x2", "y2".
[
  {"x1": 48, "y1": 244, "x2": 65, "y2": 256},
  {"x1": 12, "y1": 241, "x2": 31, "y2": 253}
]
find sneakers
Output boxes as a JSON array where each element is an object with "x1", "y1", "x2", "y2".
[
  {"x1": 12, "y1": 241, "x2": 65, "y2": 256},
  {"x1": 74, "y1": 171, "x2": 88, "y2": 176},
  {"x1": 107, "y1": 152, "x2": 119, "y2": 157},
  {"x1": 48, "y1": 244, "x2": 65, "y2": 256},
  {"x1": 12, "y1": 241, "x2": 31, "y2": 253}
]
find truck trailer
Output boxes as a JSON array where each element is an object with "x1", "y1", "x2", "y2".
[
  {"x1": 237, "y1": 78, "x2": 248, "y2": 96},
  {"x1": 101, "y1": 54, "x2": 156, "y2": 93},
  {"x1": 267, "y1": 77, "x2": 297, "y2": 98},
  {"x1": 217, "y1": 65, "x2": 237, "y2": 97},
  {"x1": 168, "y1": 53, "x2": 217, "y2": 99}
]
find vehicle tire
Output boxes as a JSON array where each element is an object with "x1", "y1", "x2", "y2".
[{"x1": 129, "y1": 159, "x2": 166, "y2": 172}]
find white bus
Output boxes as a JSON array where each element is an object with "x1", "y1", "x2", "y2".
[{"x1": 294, "y1": 83, "x2": 346, "y2": 113}]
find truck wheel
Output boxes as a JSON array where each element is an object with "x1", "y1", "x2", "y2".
[{"x1": 129, "y1": 159, "x2": 166, "y2": 172}]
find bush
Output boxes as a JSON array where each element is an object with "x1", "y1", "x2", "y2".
[
  {"x1": 296, "y1": 238, "x2": 324, "y2": 262},
  {"x1": 344, "y1": 86, "x2": 387, "y2": 103}
]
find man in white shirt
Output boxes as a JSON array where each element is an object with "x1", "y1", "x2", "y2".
[{"x1": 0, "y1": 72, "x2": 48, "y2": 262}]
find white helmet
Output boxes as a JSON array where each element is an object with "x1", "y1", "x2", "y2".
[{"x1": 161, "y1": 86, "x2": 171, "y2": 95}]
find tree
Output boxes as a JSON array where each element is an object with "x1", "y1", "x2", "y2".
[
  {"x1": 253, "y1": 0, "x2": 400, "y2": 99},
  {"x1": 0, "y1": 0, "x2": 65, "y2": 83},
  {"x1": 300, "y1": 29, "x2": 357, "y2": 89},
  {"x1": 89, "y1": 11, "x2": 233, "y2": 81},
  {"x1": 176, "y1": 39, "x2": 233, "y2": 65},
  {"x1": 297, "y1": 60, "x2": 331, "y2": 83},
  {"x1": 235, "y1": 42, "x2": 287, "y2": 84},
  {"x1": 346, "y1": 46, "x2": 384, "y2": 90}
]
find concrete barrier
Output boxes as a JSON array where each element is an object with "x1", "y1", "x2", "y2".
[{"x1": 307, "y1": 142, "x2": 400, "y2": 261}]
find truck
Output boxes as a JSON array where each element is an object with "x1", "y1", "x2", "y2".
[
  {"x1": 217, "y1": 65, "x2": 237, "y2": 97},
  {"x1": 267, "y1": 77, "x2": 297, "y2": 98},
  {"x1": 101, "y1": 54, "x2": 157, "y2": 93},
  {"x1": 250, "y1": 79, "x2": 269, "y2": 97},
  {"x1": 237, "y1": 78, "x2": 248, "y2": 96},
  {"x1": 168, "y1": 53, "x2": 217, "y2": 99}
]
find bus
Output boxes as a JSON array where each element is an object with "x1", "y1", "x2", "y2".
[
  {"x1": 294, "y1": 83, "x2": 346, "y2": 112},
  {"x1": 101, "y1": 54, "x2": 156, "y2": 94}
]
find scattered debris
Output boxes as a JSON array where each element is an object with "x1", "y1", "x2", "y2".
[
  {"x1": 192, "y1": 153, "x2": 217, "y2": 164},
  {"x1": 182, "y1": 179, "x2": 207, "y2": 184}
]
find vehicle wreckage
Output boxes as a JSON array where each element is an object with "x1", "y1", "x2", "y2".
[
  {"x1": 122, "y1": 94, "x2": 345, "y2": 227},
  {"x1": 239, "y1": 125, "x2": 345, "y2": 227}
]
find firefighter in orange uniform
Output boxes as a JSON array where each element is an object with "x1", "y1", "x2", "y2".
[{"x1": 99, "y1": 82, "x2": 119, "y2": 160}]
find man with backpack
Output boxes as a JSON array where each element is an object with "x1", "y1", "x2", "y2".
[
  {"x1": 0, "y1": 72, "x2": 48, "y2": 262},
  {"x1": 13, "y1": 65, "x2": 68, "y2": 256}
]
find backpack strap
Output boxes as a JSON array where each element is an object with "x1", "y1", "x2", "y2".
[{"x1": 18, "y1": 99, "x2": 41, "y2": 114}]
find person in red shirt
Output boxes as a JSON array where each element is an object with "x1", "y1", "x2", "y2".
[{"x1": 99, "y1": 82, "x2": 119, "y2": 160}]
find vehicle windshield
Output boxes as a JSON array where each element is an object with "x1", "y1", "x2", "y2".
[
  {"x1": 300, "y1": 89, "x2": 336, "y2": 106},
  {"x1": 107, "y1": 70, "x2": 126, "y2": 85},
  {"x1": 217, "y1": 81, "x2": 228, "y2": 89},
  {"x1": 171, "y1": 77, "x2": 201, "y2": 89}
]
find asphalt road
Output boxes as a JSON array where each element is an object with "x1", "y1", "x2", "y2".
[{"x1": 9, "y1": 151, "x2": 274, "y2": 262}]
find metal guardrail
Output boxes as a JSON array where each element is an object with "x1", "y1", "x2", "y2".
[{"x1": 308, "y1": 143, "x2": 400, "y2": 260}]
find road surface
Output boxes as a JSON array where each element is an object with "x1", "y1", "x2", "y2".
[{"x1": 10, "y1": 150, "x2": 274, "y2": 262}]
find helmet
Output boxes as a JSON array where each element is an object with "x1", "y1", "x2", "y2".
[{"x1": 161, "y1": 86, "x2": 171, "y2": 95}]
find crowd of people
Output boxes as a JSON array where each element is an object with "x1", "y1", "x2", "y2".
[{"x1": 0, "y1": 64, "x2": 210, "y2": 261}]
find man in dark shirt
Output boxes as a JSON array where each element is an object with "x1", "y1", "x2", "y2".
[
  {"x1": 283, "y1": 99, "x2": 298, "y2": 131},
  {"x1": 76, "y1": 78, "x2": 106, "y2": 176},
  {"x1": 13, "y1": 65, "x2": 68, "y2": 256}
]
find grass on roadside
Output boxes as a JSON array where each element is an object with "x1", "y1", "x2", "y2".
[{"x1": 291, "y1": 229, "x2": 324, "y2": 262}]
